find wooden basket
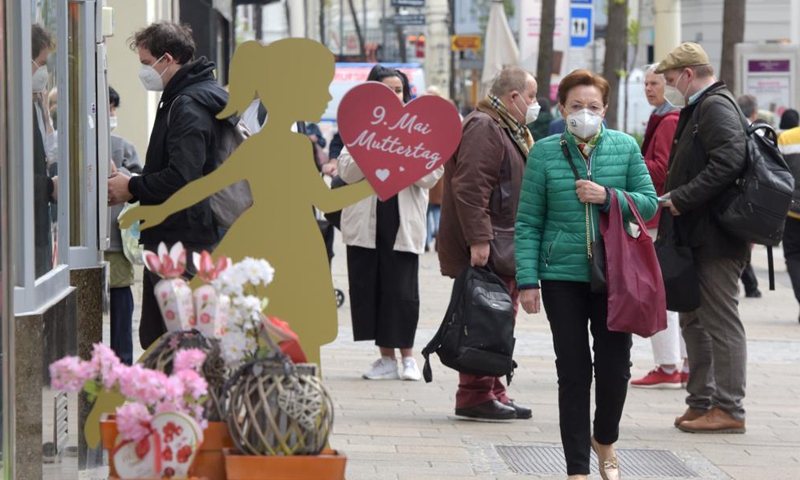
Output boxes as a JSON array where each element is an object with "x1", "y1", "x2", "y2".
[{"x1": 223, "y1": 449, "x2": 346, "y2": 480}]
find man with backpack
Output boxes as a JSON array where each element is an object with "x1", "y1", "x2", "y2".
[
  {"x1": 437, "y1": 67, "x2": 536, "y2": 421},
  {"x1": 656, "y1": 43, "x2": 749, "y2": 434},
  {"x1": 108, "y1": 22, "x2": 226, "y2": 349}
]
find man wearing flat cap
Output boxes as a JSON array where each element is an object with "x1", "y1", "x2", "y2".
[{"x1": 656, "y1": 42, "x2": 749, "y2": 434}]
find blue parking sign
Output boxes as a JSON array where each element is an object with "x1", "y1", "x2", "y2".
[{"x1": 570, "y1": 5, "x2": 593, "y2": 48}]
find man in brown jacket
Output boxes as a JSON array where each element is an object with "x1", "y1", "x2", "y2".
[{"x1": 438, "y1": 67, "x2": 537, "y2": 420}]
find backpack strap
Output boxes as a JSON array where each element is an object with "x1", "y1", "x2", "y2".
[{"x1": 421, "y1": 267, "x2": 468, "y2": 383}]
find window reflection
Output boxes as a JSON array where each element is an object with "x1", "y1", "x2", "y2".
[{"x1": 31, "y1": 22, "x2": 58, "y2": 277}]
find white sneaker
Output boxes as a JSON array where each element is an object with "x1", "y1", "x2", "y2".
[
  {"x1": 401, "y1": 357, "x2": 421, "y2": 381},
  {"x1": 363, "y1": 357, "x2": 399, "y2": 380}
]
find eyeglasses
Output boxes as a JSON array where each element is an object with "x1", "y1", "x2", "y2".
[{"x1": 564, "y1": 102, "x2": 605, "y2": 114}]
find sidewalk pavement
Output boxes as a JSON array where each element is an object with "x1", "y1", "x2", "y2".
[{"x1": 121, "y1": 241, "x2": 800, "y2": 480}]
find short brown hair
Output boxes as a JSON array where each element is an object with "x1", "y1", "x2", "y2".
[
  {"x1": 557, "y1": 69, "x2": 610, "y2": 106},
  {"x1": 129, "y1": 22, "x2": 196, "y2": 64},
  {"x1": 32, "y1": 23, "x2": 53, "y2": 60},
  {"x1": 690, "y1": 64, "x2": 715, "y2": 79}
]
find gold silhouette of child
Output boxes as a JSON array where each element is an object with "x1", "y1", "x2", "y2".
[{"x1": 121, "y1": 39, "x2": 374, "y2": 366}]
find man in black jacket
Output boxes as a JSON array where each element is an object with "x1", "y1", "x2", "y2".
[
  {"x1": 108, "y1": 22, "x2": 226, "y2": 349},
  {"x1": 656, "y1": 43, "x2": 749, "y2": 434}
]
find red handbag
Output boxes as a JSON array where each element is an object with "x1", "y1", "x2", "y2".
[{"x1": 601, "y1": 191, "x2": 667, "y2": 338}]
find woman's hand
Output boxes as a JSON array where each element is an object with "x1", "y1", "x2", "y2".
[
  {"x1": 520, "y1": 289, "x2": 541, "y2": 314},
  {"x1": 119, "y1": 204, "x2": 168, "y2": 231},
  {"x1": 575, "y1": 180, "x2": 607, "y2": 205}
]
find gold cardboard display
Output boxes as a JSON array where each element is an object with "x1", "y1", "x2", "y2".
[{"x1": 89, "y1": 38, "x2": 374, "y2": 448}]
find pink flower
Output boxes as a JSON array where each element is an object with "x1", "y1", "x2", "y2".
[
  {"x1": 174, "y1": 349, "x2": 206, "y2": 373},
  {"x1": 165, "y1": 310, "x2": 175, "y2": 321},
  {"x1": 200, "y1": 313, "x2": 211, "y2": 324},
  {"x1": 92, "y1": 343, "x2": 123, "y2": 389},
  {"x1": 49, "y1": 356, "x2": 96, "y2": 392},
  {"x1": 116, "y1": 403, "x2": 153, "y2": 441},
  {"x1": 176, "y1": 370, "x2": 208, "y2": 400}
]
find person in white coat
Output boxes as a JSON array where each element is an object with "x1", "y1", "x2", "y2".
[{"x1": 338, "y1": 65, "x2": 444, "y2": 381}]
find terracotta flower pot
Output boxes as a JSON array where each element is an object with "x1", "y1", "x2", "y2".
[
  {"x1": 101, "y1": 414, "x2": 120, "y2": 477},
  {"x1": 191, "y1": 421, "x2": 236, "y2": 480},
  {"x1": 223, "y1": 449, "x2": 346, "y2": 480}
]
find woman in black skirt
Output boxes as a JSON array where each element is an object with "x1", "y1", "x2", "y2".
[{"x1": 338, "y1": 65, "x2": 443, "y2": 380}]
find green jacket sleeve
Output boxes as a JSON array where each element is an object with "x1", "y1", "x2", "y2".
[
  {"x1": 610, "y1": 138, "x2": 658, "y2": 223},
  {"x1": 515, "y1": 142, "x2": 548, "y2": 288}
]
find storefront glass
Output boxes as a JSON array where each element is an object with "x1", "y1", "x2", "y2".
[{"x1": 32, "y1": 2, "x2": 60, "y2": 278}]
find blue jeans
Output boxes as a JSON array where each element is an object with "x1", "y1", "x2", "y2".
[
  {"x1": 426, "y1": 204, "x2": 441, "y2": 247},
  {"x1": 110, "y1": 286, "x2": 134, "y2": 365}
]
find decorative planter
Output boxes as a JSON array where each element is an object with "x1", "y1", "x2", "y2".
[
  {"x1": 192, "y1": 421, "x2": 236, "y2": 480},
  {"x1": 223, "y1": 449, "x2": 346, "y2": 480},
  {"x1": 103, "y1": 415, "x2": 233, "y2": 480}
]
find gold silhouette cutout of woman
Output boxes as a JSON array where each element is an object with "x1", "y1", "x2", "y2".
[{"x1": 120, "y1": 39, "x2": 374, "y2": 366}]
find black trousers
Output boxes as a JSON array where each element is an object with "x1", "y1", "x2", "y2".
[
  {"x1": 140, "y1": 244, "x2": 205, "y2": 350},
  {"x1": 784, "y1": 216, "x2": 800, "y2": 304},
  {"x1": 110, "y1": 286, "x2": 134, "y2": 365},
  {"x1": 541, "y1": 280, "x2": 632, "y2": 476}
]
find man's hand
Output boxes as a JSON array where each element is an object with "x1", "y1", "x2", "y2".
[
  {"x1": 51, "y1": 176, "x2": 58, "y2": 202},
  {"x1": 575, "y1": 180, "x2": 607, "y2": 205},
  {"x1": 520, "y1": 289, "x2": 541, "y2": 314},
  {"x1": 661, "y1": 193, "x2": 682, "y2": 216},
  {"x1": 470, "y1": 242, "x2": 490, "y2": 267},
  {"x1": 108, "y1": 172, "x2": 133, "y2": 206}
]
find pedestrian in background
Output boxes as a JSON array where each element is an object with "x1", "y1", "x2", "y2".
[
  {"x1": 438, "y1": 67, "x2": 538, "y2": 421},
  {"x1": 338, "y1": 65, "x2": 443, "y2": 381},
  {"x1": 631, "y1": 64, "x2": 688, "y2": 389},
  {"x1": 778, "y1": 112, "x2": 800, "y2": 323},
  {"x1": 657, "y1": 42, "x2": 749, "y2": 434},
  {"x1": 528, "y1": 97, "x2": 554, "y2": 141},
  {"x1": 516, "y1": 69, "x2": 657, "y2": 480},
  {"x1": 107, "y1": 86, "x2": 142, "y2": 365}
]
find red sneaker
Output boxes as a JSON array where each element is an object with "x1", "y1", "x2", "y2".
[
  {"x1": 680, "y1": 370, "x2": 689, "y2": 387},
  {"x1": 631, "y1": 367, "x2": 682, "y2": 389}
]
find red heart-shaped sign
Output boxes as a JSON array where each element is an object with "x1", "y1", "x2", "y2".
[{"x1": 337, "y1": 82, "x2": 463, "y2": 200}]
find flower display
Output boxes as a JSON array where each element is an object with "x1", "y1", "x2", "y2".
[{"x1": 49, "y1": 344, "x2": 208, "y2": 442}]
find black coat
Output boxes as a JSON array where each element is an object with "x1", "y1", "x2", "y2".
[
  {"x1": 129, "y1": 57, "x2": 230, "y2": 248},
  {"x1": 661, "y1": 82, "x2": 750, "y2": 260}
]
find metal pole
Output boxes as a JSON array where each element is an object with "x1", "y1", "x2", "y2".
[
  {"x1": 382, "y1": 0, "x2": 388, "y2": 61},
  {"x1": 363, "y1": 0, "x2": 368, "y2": 58},
  {"x1": 339, "y1": 0, "x2": 345, "y2": 56}
]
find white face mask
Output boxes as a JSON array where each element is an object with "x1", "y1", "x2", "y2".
[
  {"x1": 109, "y1": 115, "x2": 118, "y2": 131},
  {"x1": 664, "y1": 72, "x2": 690, "y2": 107},
  {"x1": 566, "y1": 108, "x2": 603, "y2": 140},
  {"x1": 513, "y1": 95, "x2": 541, "y2": 124},
  {"x1": 138, "y1": 55, "x2": 167, "y2": 92},
  {"x1": 32, "y1": 60, "x2": 49, "y2": 93}
]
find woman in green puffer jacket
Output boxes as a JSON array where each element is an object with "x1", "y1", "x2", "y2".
[{"x1": 514, "y1": 70, "x2": 657, "y2": 480}]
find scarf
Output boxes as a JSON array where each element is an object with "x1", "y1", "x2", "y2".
[{"x1": 476, "y1": 94, "x2": 534, "y2": 156}]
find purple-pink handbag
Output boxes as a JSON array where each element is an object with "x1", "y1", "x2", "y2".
[{"x1": 601, "y1": 190, "x2": 667, "y2": 338}]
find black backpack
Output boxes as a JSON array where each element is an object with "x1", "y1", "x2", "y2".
[
  {"x1": 693, "y1": 94, "x2": 795, "y2": 289},
  {"x1": 694, "y1": 94, "x2": 794, "y2": 246},
  {"x1": 422, "y1": 266, "x2": 517, "y2": 383}
]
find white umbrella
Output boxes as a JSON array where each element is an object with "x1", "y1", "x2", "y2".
[{"x1": 481, "y1": 0, "x2": 520, "y2": 97}]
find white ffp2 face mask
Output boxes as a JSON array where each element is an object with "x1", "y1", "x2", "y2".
[
  {"x1": 566, "y1": 109, "x2": 603, "y2": 140},
  {"x1": 138, "y1": 55, "x2": 167, "y2": 92},
  {"x1": 513, "y1": 95, "x2": 541, "y2": 124},
  {"x1": 32, "y1": 61, "x2": 49, "y2": 93}
]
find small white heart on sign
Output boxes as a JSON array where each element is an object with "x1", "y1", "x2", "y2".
[
  {"x1": 376, "y1": 169, "x2": 390, "y2": 182},
  {"x1": 399, "y1": 167, "x2": 405, "y2": 172}
]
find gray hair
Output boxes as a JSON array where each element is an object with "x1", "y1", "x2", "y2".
[
  {"x1": 737, "y1": 94, "x2": 759, "y2": 119},
  {"x1": 490, "y1": 67, "x2": 533, "y2": 97},
  {"x1": 645, "y1": 63, "x2": 663, "y2": 77}
]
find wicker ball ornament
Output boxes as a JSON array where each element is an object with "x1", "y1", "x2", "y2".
[
  {"x1": 140, "y1": 330, "x2": 229, "y2": 421},
  {"x1": 226, "y1": 359, "x2": 334, "y2": 456}
]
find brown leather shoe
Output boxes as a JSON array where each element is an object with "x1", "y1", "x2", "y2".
[
  {"x1": 673, "y1": 407, "x2": 705, "y2": 427},
  {"x1": 677, "y1": 407, "x2": 746, "y2": 434}
]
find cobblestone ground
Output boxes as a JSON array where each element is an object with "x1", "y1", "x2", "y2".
[{"x1": 116, "y1": 238, "x2": 800, "y2": 480}]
